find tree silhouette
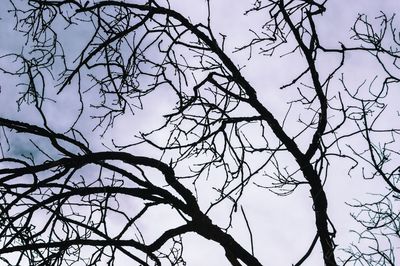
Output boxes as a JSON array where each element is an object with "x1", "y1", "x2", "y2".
[{"x1": 0, "y1": 1, "x2": 398, "y2": 265}]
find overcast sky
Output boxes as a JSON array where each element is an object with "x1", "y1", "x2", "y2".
[{"x1": 0, "y1": 1, "x2": 399, "y2": 265}]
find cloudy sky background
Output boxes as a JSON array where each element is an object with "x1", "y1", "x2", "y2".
[{"x1": 0, "y1": 0, "x2": 399, "y2": 265}]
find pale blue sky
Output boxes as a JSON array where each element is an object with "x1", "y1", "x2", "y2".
[{"x1": 0, "y1": 1, "x2": 399, "y2": 265}]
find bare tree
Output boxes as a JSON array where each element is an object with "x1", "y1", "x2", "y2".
[
  {"x1": 336, "y1": 13, "x2": 400, "y2": 265},
  {"x1": 0, "y1": 0, "x2": 399, "y2": 265}
]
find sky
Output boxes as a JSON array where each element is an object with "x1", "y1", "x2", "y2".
[{"x1": 0, "y1": 0, "x2": 399, "y2": 265}]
